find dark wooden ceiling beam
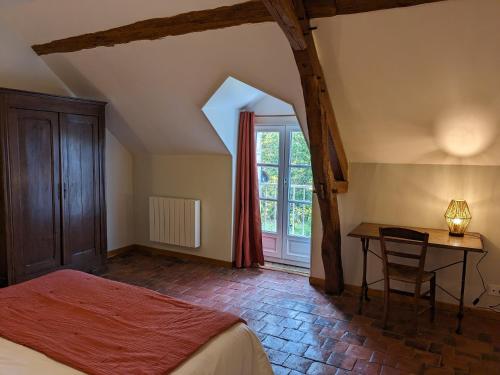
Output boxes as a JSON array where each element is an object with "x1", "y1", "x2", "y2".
[
  {"x1": 261, "y1": 0, "x2": 307, "y2": 50},
  {"x1": 32, "y1": 0, "x2": 447, "y2": 55},
  {"x1": 32, "y1": 1, "x2": 272, "y2": 55}
]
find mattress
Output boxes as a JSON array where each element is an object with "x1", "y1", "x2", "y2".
[{"x1": 0, "y1": 323, "x2": 272, "y2": 375}]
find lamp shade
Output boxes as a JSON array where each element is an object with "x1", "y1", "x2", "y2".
[{"x1": 444, "y1": 200, "x2": 471, "y2": 237}]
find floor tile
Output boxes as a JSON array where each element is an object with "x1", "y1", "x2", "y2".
[
  {"x1": 272, "y1": 364, "x2": 291, "y2": 375},
  {"x1": 303, "y1": 345, "x2": 331, "y2": 362},
  {"x1": 353, "y1": 359, "x2": 381, "y2": 375},
  {"x1": 306, "y1": 361, "x2": 338, "y2": 375},
  {"x1": 263, "y1": 335, "x2": 287, "y2": 351},
  {"x1": 282, "y1": 341, "x2": 309, "y2": 356},
  {"x1": 261, "y1": 323, "x2": 286, "y2": 337},
  {"x1": 265, "y1": 348, "x2": 290, "y2": 365},
  {"x1": 280, "y1": 328, "x2": 306, "y2": 342},
  {"x1": 326, "y1": 352, "x2": 357, "y2": 371},
  {"x1": 283, "y1": 354, "x2": 314, "y2": 373}
]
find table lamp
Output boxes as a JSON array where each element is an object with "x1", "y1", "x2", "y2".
[{"x1": 444, "y1": 199, "x2": 471, "y2": 237}]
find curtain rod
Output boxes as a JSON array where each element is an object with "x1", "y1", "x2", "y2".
[{"x1": 254, "y1": 114, "x2": 296, "y2": 118}]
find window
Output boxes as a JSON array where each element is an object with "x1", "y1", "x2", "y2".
[{"x1": 256, "y1": 124, "x2": 313, "y2": 267}]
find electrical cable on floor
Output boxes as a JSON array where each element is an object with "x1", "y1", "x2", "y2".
[
  {"x1": 488, "y1": 302, "x2": 500, "y2": 312},
  {"x1": 476, "y1": 305, "x2": 500, "y2": 313},
  {"x1": 472, "y1": 249, "x2": 488, "y2": 305},
  {"x1": 471, "y1": 247, "x2": 499, "y2": 313}
]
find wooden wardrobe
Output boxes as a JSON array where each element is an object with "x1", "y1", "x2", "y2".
[{"x1": 0, "y1": 88, "x2": 107, "y2": 286}]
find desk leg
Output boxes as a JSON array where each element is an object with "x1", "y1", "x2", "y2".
[
  {"x1": 456, "y1": 251, "x2": 468, "y2": 335},
  {"x1": 358, "y1": 238, "x2": 370, "y2": 314}
]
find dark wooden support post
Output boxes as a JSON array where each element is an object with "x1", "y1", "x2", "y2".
[
  {"x1": 262, "y1": 0, "x2": 348, "y2": 294},
  {"x1": 261, "y1": 0, "x2": 307, "y2": 50},
  {"x1": 293, "y1": 0, "x2": 348, "y2": 295},
  {"x1": 300, "y1": 68, "x2": 345, "y2": 294}
]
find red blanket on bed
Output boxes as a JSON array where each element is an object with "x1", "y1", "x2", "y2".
[{"x1": 0, "y1": 270, "x2": 244, "y2": 375}]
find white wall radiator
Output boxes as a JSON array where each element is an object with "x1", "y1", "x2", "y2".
[{"x1": 149, "y1": 196, "x2": 201, "y2": 248}]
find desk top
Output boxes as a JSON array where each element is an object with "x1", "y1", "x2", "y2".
[{"x1": 348, "y1": 223, "x2": 484, "y2": 253}]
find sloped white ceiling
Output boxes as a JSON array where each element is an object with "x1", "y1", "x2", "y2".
[
  {"x1": 314, "y1": 0, "x2": 500, "y2": 165},
  {"x1": 1, "y1": 0, "x2": 499, "y2": 165},
  {"x1": 0, "y1": 0, "x2": 306, "y2": 155},
  {"x1": 0, "y1": 0, "x2": 244, "y2": 41}
]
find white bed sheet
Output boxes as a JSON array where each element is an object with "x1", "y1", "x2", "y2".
[{"x1": 0, "y1": 323, "x2": 272, "y2": 375}]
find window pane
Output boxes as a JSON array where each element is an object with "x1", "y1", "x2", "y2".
[
  {"x1": 256, "y1": 132, "x2": 280, "y2": 164},
  {"x1": 288, "y1": 166, "x2": 313, "y2": 203},
  {"x1": 289, "y1": 131, "x2": 310, "y2": 165},
  {"x1": 258, "y1": 166, "x2": 279, "y2": 199},
  {"x1": 260, "y1": 200, "x2": 277, "y2": 233},
  {"x1": 288, "y1": 202, "x2": 312, "y2": 238}
]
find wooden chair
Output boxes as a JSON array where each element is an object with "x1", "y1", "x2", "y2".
[{"x1": 379, "y1": 227, "x2": 436, "y2": 329}]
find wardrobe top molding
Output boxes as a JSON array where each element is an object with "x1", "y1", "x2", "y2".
[
  {"x1": 0, "y1": 87, "x2": 107, "y2": 105},
  {"x1": 0, "y1": 87, "x2": 107, "y2": 116}
]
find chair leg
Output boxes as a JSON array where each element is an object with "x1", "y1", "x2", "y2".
[
  {"x1": 414, "y1": 284, "x2": 421, "y2": 330},
  {"x1": 383, "y1": 279, "x2": 390, "y2": 329},
  {"x1": 430, "y1": 275, "x2": 436, "y2": 323}
]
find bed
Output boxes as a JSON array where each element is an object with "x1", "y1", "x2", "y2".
[{"x1": 0, "y1": 270, "x2": 272, "y2": 375}]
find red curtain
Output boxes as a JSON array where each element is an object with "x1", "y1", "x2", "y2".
[{"x1": 234, "y1": 112, "x2": 264, "y2": 268}]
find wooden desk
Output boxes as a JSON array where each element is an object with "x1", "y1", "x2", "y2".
[{"x1": 348, "y1": 223, "x2": 484, "y2": 334}]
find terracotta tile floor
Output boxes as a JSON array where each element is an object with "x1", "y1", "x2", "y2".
[{"x1": 103, "y1": 252, "x2": 500, "y2": 375}]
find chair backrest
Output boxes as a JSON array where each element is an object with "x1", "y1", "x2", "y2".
[{"x1": 379, "y1": 227, "x2": 430, "y2": 282}]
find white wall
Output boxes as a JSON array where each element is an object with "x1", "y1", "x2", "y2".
[
  {"x1": 0, "y1": 19, "x2": 135, "y2": 252},
  {"x1": 133, "y1": 154, "x2": 234, "y2": 262},
  {"x1": 106, "y1": 131, "x2": 135, "y2": 250},
  {"x1": 203, "y1": 108, "x2": 240, "y2": 156},
  {"x1": 311, "y1": 162, "x2": 500, "y2": 308},
  {"x1": 203, "y1": 108, "x2": 239, "y2": 243}
]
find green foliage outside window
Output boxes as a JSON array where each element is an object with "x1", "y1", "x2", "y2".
[
  {"x1": 257, "y1": 129, "x2": 313, "y2": 238},
  {"x1": 256, "y1": 132, "x2": 280, "y2": 164}
]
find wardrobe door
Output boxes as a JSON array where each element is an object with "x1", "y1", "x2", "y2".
[
  {"x1": 61, "y1": 113, "x2": 101, "y2": 269},
  {"x1": 7, "y1": 108, "x2": 62, "y2": 282}
]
